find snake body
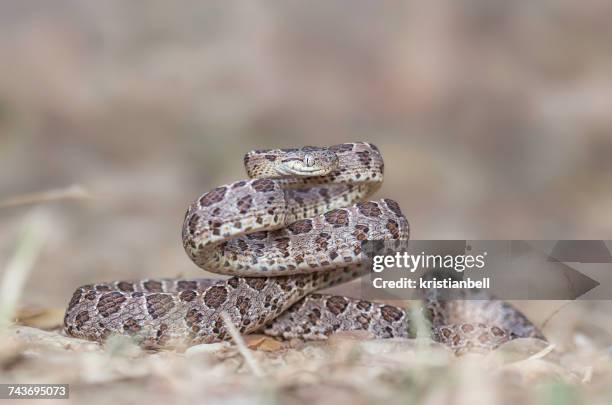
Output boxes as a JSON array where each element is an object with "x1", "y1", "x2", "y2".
[{"x1": 64, "y1": 142, "x2": 544, "y2": 352}]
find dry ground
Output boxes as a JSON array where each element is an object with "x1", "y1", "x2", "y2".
[
  {"x1": 2, "y1": 307, "x2": 612, "y2": 405},
  {"x1": 2, "y1": 2, "x2": 612, "y2": 404}
]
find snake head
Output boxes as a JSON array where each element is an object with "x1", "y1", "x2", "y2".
[{"x1": 276, "y1": 147, "x2": 339, "y2": 177}]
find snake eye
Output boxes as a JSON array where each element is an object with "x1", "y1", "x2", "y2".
[{"x1": 304, "y1": 154, "x2": 315, "y2": 167}]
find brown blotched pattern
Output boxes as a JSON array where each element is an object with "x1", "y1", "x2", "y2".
[
  {"x1": 324, "y1": 209, "x2": 350, "y2": 227},
  {"x1": 146, "y1": 294, "x2": 175, "y2": 319},
  {"x1": 143, "y1": 280, "x2": 163, "y2": 292},
  {"x1": 64, "y1": 142, "x2": 543, "y2": 354},
  {"x1": 96, "y1": 292, "x2": 126, "y2": 318},
  {"x1": 325, "y1": 296, "x2": 348, "y2": 315},
  {"x1": 287, "y1": 219, "x2": 313, "y2": 235},
  {"x1": 251, "y1": 179, "x2": 276, "y2": 193},
  {"x1": 199, "y1": 186, "x2": 227, "y2": 207},
  {"x1": 356, "y1": 201, "x2": 382, "y2": 218},
  {"x1": 203, "y1": 286, "x2": 228, "y2": 309}
]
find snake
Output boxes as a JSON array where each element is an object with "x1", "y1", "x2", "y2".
[{"x1": 63, "y1": 142, "x2": 545, "y2": 353}]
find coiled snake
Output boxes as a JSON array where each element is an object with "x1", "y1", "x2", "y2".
[{"x1": 64, "y1": 142, "x2": 544, "y2": 353}]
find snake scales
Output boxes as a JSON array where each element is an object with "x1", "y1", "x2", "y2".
[{"x1": 64, "y1": 142, "x2": 544, "y2": 353}]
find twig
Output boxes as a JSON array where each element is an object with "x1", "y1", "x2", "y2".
[
  {"x1": 0, "y1": 184, "x2": 93, "y2": 209},
  {"x1": 0, "y1": 214, "x2": 45, "y2": 329},
  {"x1": 220, "y1": 312, "x2": 264, "y2": 377},
  {"x1": 525, "y1": 343, "x2": 555, "y2": 361},
  {"x1": 540, "y1": 301, "x2": 572, "y2": 331}
]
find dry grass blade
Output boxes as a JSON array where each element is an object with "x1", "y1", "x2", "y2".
[
  {"x1": 220, "y1": 311, "x2": 264, "y2": 378},
  {"x1": 408, "y1": 300, "x2": 431, "y2": 343},
  {"x1": 0, "y1": 214, "x2": 46, "y2": 332},
  {"x1": 540, "y1": 301, "x2": 572, "y2": 331},
  {"x1": 525, "y1": 343, "x2": 556, "y2": 361},
  {"x1": 0, "y1": 184, "x2": 93, "y2": 209}
]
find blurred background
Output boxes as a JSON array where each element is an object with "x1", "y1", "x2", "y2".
[{"x1": 1, "y1": 0, "x2": 612, "y2": 308}]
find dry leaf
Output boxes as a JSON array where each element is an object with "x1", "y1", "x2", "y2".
[
  {"x1": 243, "y1": 334, "x2": 285, "y2": 352},
  {"x1": 15, "y1": 307, "x2": 65, "y2": 330}
]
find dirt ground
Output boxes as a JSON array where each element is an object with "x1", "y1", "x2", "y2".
[
  {"x1": 1, "y1": 1, "x2": 612, "y2": 404},
  {"x1": 2, "y1": 301, "x2": 612, "y2": 404}
]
